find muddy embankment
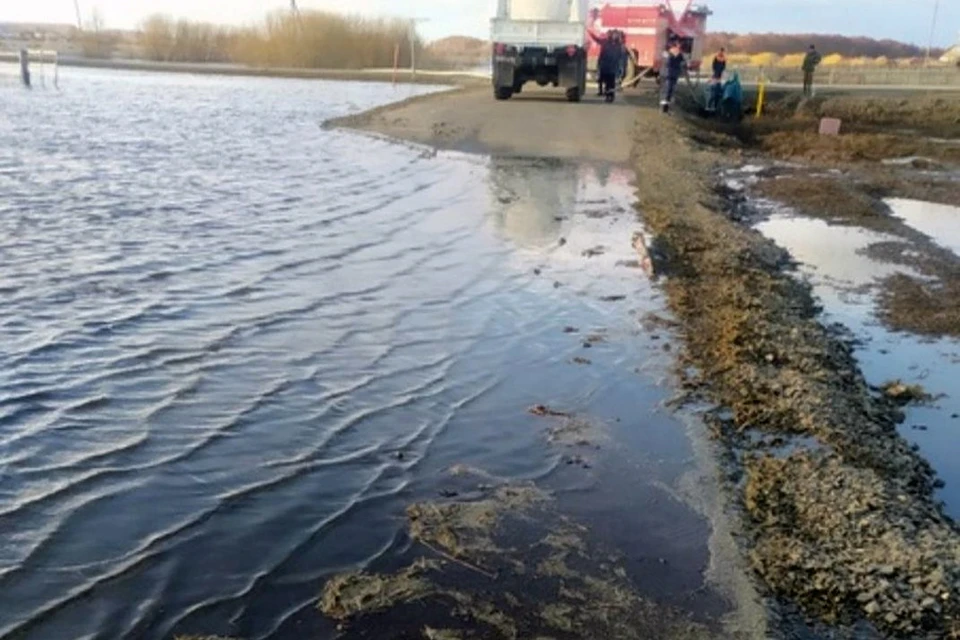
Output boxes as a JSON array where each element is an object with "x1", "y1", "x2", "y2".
[
  {"x1": 317, "y1": 86, "x2": 959, "y2": 639},
  {"x1": 641, "y1": 90, "x2": 959, "y2": 638},
  {"x1": 687, "y1": 91, "x2": 960, "y2": 339}
]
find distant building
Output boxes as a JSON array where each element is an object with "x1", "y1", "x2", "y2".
[{"x1": 941, "y1": 33, "x2": 960, "y2": 64}]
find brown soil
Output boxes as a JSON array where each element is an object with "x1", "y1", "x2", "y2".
[
  {"x1": 632, "y1": 95, "x2": 959, "y2": 637},
  {"x1": 877, "y1": 274, "x2": 960, "y2": 337},
  {"x1": 755, "y1": 175, "x2": 890, "y2": 223},
  {"x1": 763, "y1": 94, "x2": 960, "y2": 138},
  {"x1": 688, "y1": 91, "x2": 960, "y2": 165},
  {"x1": 759, "y1": 130, "x2": 960, "y2": 164}
]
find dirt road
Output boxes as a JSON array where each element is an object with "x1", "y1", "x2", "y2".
[{"x1": 327, "y1": 86, "x2": 643, "y2": 163}]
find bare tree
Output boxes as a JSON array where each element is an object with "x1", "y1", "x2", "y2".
[{"x1": 79, "y1": 7, "x2": 116, "y2": 58}]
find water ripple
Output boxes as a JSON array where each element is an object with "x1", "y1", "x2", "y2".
[{"x1": 0, "y1": 71, "x2": 676, "y2": 640}]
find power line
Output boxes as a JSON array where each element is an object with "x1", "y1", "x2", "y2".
[{"x1": 925, "y1": 0, "x2": 940, "y2": 65}]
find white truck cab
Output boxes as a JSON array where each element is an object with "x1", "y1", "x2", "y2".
[{"x1": 490, "y1": 0, "x2": 590, "y2": 101}]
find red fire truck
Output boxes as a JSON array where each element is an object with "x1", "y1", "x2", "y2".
[{"x1": 587, "y1": 2, "x2": 711, "y2": 78}]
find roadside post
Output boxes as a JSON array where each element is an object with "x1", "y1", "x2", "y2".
[
  {"x1": 408, "y1": 18, "x2": 429, "y2": 82},
  {"x1": 392, "y1": 43, "x2": 400, "y2": 85},
  {"x1": 19, "y1": 49, "x2": 31, "y2": 88},
  {"x1": 755, "y1": 69, "x2": 766, "y2": 118}
]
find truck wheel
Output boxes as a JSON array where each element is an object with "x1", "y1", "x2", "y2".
[
  {"x1": 494, "y1": 87, "x2": 513, "y2": 101},
  {"x1": 565, "y1": 86, "x2": 582, "y2": 102}
]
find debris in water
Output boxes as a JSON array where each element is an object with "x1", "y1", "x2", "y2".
[
  {"x1": 600, "y1": 295, "x2": 626, "y2": 302},
  {"x1": 528, "y1": 405, "x2": 570, "y2": 418},
  {"x1": 563, "y1": 326, "x2": 579, "y2": 334},
  {"x1": 319, "y1": 470, "x2": 713, "y2": 639},
  {"x1": 581, "y1": 246, "x2": 606, "y2": 258},
  {"x1": 422, "y1": 628, "x2": 464, "y2": 640},
  {"x1": 319, "y1": 558, "x2": 440, "y2": 620},
  {"x1": 572, "y1": 357, "x2": 592, "y2": 365},
  {"x1": 880, "y1": 380, "x2": 932, "y2": 405}
]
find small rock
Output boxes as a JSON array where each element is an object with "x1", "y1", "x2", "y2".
[
  {"x1": 394, "y1": 451, "x2": 405, "y2": 461},
  {"x1": 558, "y1": 238, "x2": 567, "y2": 247},
  {"x1": 553, "y1": 281, "x2": 562, "y2": 289},
  {"x1": 563, "y1": 326, "x2": 580, "y2": 334},
  {"x1": 573, "y1": 357, "x2": 592, "y2": 365},
  {"x1": 582, "y1": 342, "x2": 592, "y2": 349},
  {"x1": 864, "y1": 600, "x2": 881, "y2": 615},
  {"x1": 439, "y1": 489, "x2": 459, "y2": 498},
  {"x1": 533, "y1": 268, "x2": 542, "y2": 276}
]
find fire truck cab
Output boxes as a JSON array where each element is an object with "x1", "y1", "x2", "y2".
[{"x1": 586, "y1": 2, "x2": 711, "y2": 79}]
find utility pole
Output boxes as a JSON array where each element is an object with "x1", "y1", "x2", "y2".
[
  {"x1": 925, "y1": 0, "x2": 940, "y2": 66},
  {"x1": 409, "y1": 18, "x2": 429, "y2": 80},
  {"x1": 73, "y1": 0, "x2": 83, "y2": 30}
]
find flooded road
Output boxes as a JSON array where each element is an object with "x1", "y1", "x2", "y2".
[{"x1": 0, "y1": 71, "x2": 729, "y2": 639}]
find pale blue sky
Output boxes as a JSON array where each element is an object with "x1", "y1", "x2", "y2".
[{"x1": 2, "y1": 0, "x2": 957, "y2": 46}]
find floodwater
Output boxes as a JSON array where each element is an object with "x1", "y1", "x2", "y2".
[
  {"x1": 756, "y1": 210, "x2": 960, "y2": 519},
  {"x1": 887, "y1": 198, "x2": 960, "y2": 255},
  {"x1": 0, "y1": 70, "x2": 728, "y2": 639}
]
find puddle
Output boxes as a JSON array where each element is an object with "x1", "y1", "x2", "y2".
[
  {"x1": 756, "y1": 211, "x2": 960, "y2": 519},
  {"x1": 886, "y1": 197, "x2": 960, "y2": 256},
  {"x1": 756, "y1": 214, "x2": 905, "y2": 321}
]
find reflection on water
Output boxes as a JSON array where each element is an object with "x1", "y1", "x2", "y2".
[
  {"x1": 886, "y1": 198, "x2": 960, "y2": 256},
  {"x1": 0, "y1": 70, "x2": 722, "y2": 639},
  {"x1": 756, "y1": 214, "x2": 903, "y2": 324}
]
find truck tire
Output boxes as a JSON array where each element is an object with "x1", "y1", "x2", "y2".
[{"x1": 494, "y1": 87, "x2": 513, "y2": 101}]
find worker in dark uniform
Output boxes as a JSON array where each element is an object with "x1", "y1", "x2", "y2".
[
  {"x1": 712, "y1": 47, "x2": 727, "y2": 80},
  {"x1": 802, "y1": 44, "x2": 822, "y2": 97},
  {"x1": 660, "y1": 39, "x2": 687, "y2": 114},
  {"x1": 616, "y1": 31, "x2": 630, "y2": 84},
  {"x1": 590, "y1": 29, "x2": 624, "y2": 101}
]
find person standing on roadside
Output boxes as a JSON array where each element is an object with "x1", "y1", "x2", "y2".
[
  {"x1": 802, "y1": 44, "x2": 822, "y2": 97},
  {"x1": 660, "y1": 39, "x2": 687, "y2": 114},
  {"x1": 712, "y1": 47, "x2": 727, "y2": 80},
  {"x1": 589, "y1": 29, "x2": 623, "y2": 100}
]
